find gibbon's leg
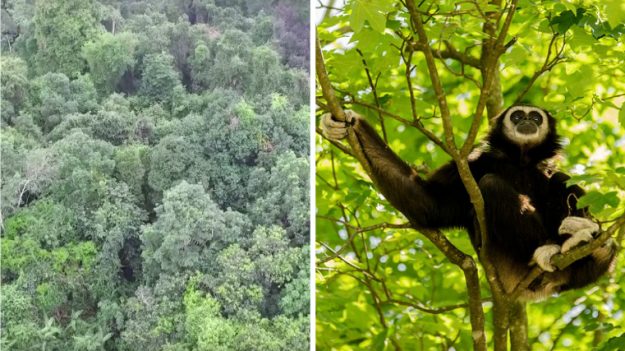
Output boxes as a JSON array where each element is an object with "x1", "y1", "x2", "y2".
[
  {"x1": 534, "y1": 174, "x2": 616, "y2": 280},
  {"x1": 556, "y1": 216, "x2": 617, "y2": 290},
  {"x1": 560, "y1": 240, "x2": 616, "y2": 290},
  {"x1": 321, "y1": 111, "x2": 457, "y2": 228},
  {"x1": 532, "y1": 217, "x2": 613, "y2": 276},
  {"x1": 478, "y1": 174, "x2": 550, "y2": 263}
]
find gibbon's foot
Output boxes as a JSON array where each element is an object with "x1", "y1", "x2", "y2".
[
  {"x1": 559, "y1": 216, "x2": 599, "y2": 253},
  {"x1": 321, "y1": 110, "x2": 358, "y2": 140},
  {"x1": 532, "y1": 244, "x2": 561, "y2": 272}
]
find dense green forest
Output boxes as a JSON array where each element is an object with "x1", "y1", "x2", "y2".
[{"x1": 1, "y1": 0, "x2": 310, "y2": 350}]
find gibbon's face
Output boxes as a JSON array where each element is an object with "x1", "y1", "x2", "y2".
[{"x1": 501, "y1": 106, "x2": 550, "y2": 146}]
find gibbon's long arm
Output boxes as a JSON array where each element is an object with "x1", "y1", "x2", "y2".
[{"x1": 322, "y1": 111, "x2": 470, "y2": 229}]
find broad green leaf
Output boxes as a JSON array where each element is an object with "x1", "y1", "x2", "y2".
[
  {"x1": 570, "y1": 26, "x2": 596, "y2": 52},
  {"x1": 371, "y1": 328, "x2": 390, "y2": 350},
  {"x1": 605, "y1": 2, "x2": 625, "y2": 28},
  {"x1": 577, "y1": 190, "x2": 620, "y2": 213},
  {"x1": 598, "y1": 333, "x2": 625, "y2": 351},
  {"x1": 551, "y1": 10, "x2": 576, "y2": 34},
  {"x1": 351, "y1": 0, "x2": 392, "y2": 33}
]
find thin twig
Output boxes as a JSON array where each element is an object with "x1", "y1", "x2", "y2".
[
  {"x1": 349, "y1": 99, "x2": 452, "y2": 155},
  {"x1": 514, "y1": 32, "x2": 567, "y2": 104},
  {"x1": 356, "y1": 48, "x2": 388, "y2": 142},
  {"x1": 316, "y1": 127, "x2": 354, "y2": 156},
  {"x1": 407, "y1": 40, "x2": 481, "y2": 68}
]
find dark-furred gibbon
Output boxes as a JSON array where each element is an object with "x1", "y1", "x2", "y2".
[{"x1": 322, "y1": 105, "x2": 615, "y2": 300}]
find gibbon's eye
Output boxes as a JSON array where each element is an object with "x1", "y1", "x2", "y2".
[
  {"x1": 529, "y1": 111, "x2": 543, "y2": 124},
  {"x1": 510, "y1": 110, "x2": 525, "y2": 123}
]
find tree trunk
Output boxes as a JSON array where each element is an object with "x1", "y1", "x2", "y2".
[
  {"x1": 510, "y1": 302, "x2": 529, "y2": 351},
  {"x1": 492, "y1": 296, "x2": 510, "y2": 351},
  {"x1": 486, "y1": 69, "x2": 504, "y2": 122}
]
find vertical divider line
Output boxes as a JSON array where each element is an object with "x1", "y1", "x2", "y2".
[{"x1": 309, "y1": 1, "x2": 317, "y2": 350}]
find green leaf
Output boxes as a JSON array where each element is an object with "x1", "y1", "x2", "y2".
[
  {"x1": 567, "y1": 65, "x2": 594, "y2": 97},
  {"x1": 605, "y1": 2, "x2": 625, "y2": 28},
  {"x1": 619, "y1": 102, "x2": 625, "y2": 128},
  {"x1": 569, "y1": 26, "x2": 596, "y2": 51},
  {"x1": 504, "y1": 46, "x2": 529, "y2": 67},
  {"x1": 598, "y1": 333, "x2": 625, "y2": 351},
  {"x1": 351, "y1": 0, "x2": 391, "y2": 33},
  {"x1": 350, "y1": 27, "x2": 386, "y2": 52},
  {"x1": 577, "y1": 190, "x2": 620, "y2": 213},
  {"x1": 371, "y1": 328, "x2": 389, "y2": 350},
  {"x1": 550, "y1": 10, "x2": 576, "y2": 34}
]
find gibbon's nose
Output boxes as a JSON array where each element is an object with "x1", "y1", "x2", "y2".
[{"x1": 517, "y1": 121, "x2": 538, "y2": 134}]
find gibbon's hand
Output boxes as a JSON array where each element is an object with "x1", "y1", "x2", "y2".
[
  {"x1": 321, "y1": 110, "x2": 359, "y2": 140},
  {"x1": 531, "y1": 216, "x2": 601, "y2": 272},
  {"x1": 532, "y1": 244, "x2": 561, "y2": 272},
  {"x1": 559, "y1": 216, "x2": 599, "y2": 253}
]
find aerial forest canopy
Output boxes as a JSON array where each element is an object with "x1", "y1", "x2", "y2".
[
  {"x1": 316, "y1": 0, "x2": 625, "y2": 350},
  {"x1": 1, "y1": 0, "x2": 310, "y2": 350}
]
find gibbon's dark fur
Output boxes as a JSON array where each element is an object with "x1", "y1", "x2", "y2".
[{"x1": 333, "y1": 105, "x2": 615, "y2": 300}]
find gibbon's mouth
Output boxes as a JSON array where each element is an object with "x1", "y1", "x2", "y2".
[{"x1": 516, "y1": 121, "x2": 539, "y2": 135}]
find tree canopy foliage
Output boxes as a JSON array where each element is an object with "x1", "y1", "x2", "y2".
[
  {"x1": 316, "y1": 0, "x2": 625, "y2": 350},
  {"x1": 1, "y1": 0, "x2": 310, "y2": 349}
]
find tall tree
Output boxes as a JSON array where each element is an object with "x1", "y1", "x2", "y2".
[
  {"x1": 33, "y1": 0, "x2": 100, "y2": 77},
  {"x1": 139, "y1": 53, "x2": 182, "y2": 106},
  {"x1": 190, "y1": 43, "x2": 211, "y2": 91},
  {"x1": 82, "y1": 32, "x2": 138, "y2": 95},
  {"x1": 0, "y1": 55, "x2": 29, "y2": 124}
]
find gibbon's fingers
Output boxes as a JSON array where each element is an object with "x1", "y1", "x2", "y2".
[
  {"x1": 561, "y1": 229, "x2": 594, "y2": 253},
  {"x1": 558, "y1": 216, "x2": 599, "y2": 236},
  {"x1": 532, "y1": 244, "x2": 561, "y2": 272},
  {"x1": 321, "y1": 113, "x2": 348, "y2": 140}
]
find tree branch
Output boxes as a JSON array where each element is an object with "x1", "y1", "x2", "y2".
[
  {"x1": 514, "y1": 32, "x2": 566, "y2": 104},
  {"x1": 316, "y1": 32, "x2": 374, "y2": 179},
  {"x1": 316, "y1": 216, "x2": 411, "y2": 264},
  {"x1": 356, "y1": 49, "x2": 388, "y2": 142},
  {"x1": 405, "y1": 0, "x2": 457, "y2": 156},
  {"x1": 463, "y1": 0, "x2": 519, "y2": 156},
  {"x1": 417, "y1": 226, "x2": 487, "y2": 351},
  {"x1": 407, "y1": 40, "x2": 481, "y2": 68},
  {"x1": 406, "y1": 2, "x2": 519, "y2": 349},
  {"x1": 510, "y1": 302, "x2": 529, "y2": 351},
  {"x1": 316, "y1": 127, "x2": 355, "y2": 157},
  {"x1": 386, "y1": 298, "x2": 470, "y2": 315},
  {"x1": 347, "y1": 99, "x2": 452, "y2": 155},
  {"x1": 405, "y1": 0, "x2": 505, "y2": 302},
  {"x1": 552, "y1": 216, "x2": 624, "y2": 269}
]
